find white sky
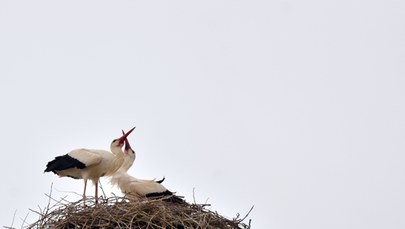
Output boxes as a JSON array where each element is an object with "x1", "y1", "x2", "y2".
[{"x1": 1, "y1": 1, "x2": 405, "y2": 228}]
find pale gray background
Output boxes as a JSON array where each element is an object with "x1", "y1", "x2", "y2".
[{"x1": 1, "y1": 1, "x2": 405, "y2": 228}]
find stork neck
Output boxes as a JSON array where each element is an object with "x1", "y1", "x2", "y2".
[
  {"x1": 110, "y1": 145, "x2": 124, "y2": 155},
  {"x1": 120, "y1": 156, "x2": 134, "y2": 172},
  {"x1": 105, "y1": 148, "x2": 125, "y2": 176}
]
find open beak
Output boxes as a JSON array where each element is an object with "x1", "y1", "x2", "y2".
[
  {"x1": 118, "y1": 126, "x2": 135, "y2": 145},
  {"x1": 121, "y1": 129, "x2": 132, "y2": 151}
]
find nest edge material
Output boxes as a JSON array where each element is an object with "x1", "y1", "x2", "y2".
[{"x1": 28, "y1": 195, "x2": 253, "y2": 229}]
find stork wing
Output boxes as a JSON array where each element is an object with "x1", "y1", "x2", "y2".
[
  {"x1": 68, "y1": 149, "x2": 105, "y2": 167},
  {"x1": 45, "y1": 148, "x2": 107, "y2": 173},
  {"x1": 130, "y1": 180, "x2": 169, "y2": 196}
]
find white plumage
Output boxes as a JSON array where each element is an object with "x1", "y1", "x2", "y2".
[
  {"x1": 111, "y1": 172, "x2": 169, "y2": 200},
  {"x1": 54, "y1": 148, "x2": 124, "y2": 183}
]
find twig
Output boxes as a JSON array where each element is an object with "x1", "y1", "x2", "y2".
[
  {"x1": 20, "y1": 212, "x2": 29, "y2": 229},
  {"x1": 5, "y1": 209, "x2": 17, "y2": 229},
  {"x1": 239, "y1": 205, "x2": 254, "y2": 223},
  {"x1": 28, "y1": 208, "x2": 42, "y2": 217},
  {"x1": 53, "y1": 187, "x2": 82, "y2": 198},
  {"x1": 192, "y1": 187, "x2": 196, "y2": 204},
  {"x1": 99, "y1": 180, "x2": 106, "y2": 198}
]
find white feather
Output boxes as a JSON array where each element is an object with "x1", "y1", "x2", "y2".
[
  {"x1": 110, "y1": 169, "x2": 168, "y2": 200},
  {"x1": 68, "y1": 149, "x2": 106, "y2": 167}
]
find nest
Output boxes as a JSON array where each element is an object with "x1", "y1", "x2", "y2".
[{"x1": 27, "y1": 194, "x2": 252, "y2": 229}]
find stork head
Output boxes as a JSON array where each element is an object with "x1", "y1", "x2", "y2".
[
  {"x1": 122, "y1": 130, "x2": 134, "y2": 154},
  {"x1": 111, "y1": 126, "x2": 136, "y2": 149},
  {"x1": 120, "y1": 129, "x2": 136, "y2": 170}
]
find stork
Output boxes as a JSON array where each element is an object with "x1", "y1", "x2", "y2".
[
  {"x1": 110, "y1": 130, "x2": 183, "y2": 203},
  {"x1": 44, "y1": 127, "x2": 135, "y2": 203}
]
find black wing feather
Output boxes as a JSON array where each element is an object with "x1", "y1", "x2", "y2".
[
  {"x1": 146, "y1": 190, "x2": 185, "y2": 204},
  {"x1": 44, "y1": 154, "x2": 86, "y2": 173},
  {"x1": 145, "y1": 190, "x2": 173, "y2": 198}
]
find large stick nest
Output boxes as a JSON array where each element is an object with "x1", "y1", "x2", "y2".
[{"x1": 28, "y1": 195, "x2": 252, "y2": 229}]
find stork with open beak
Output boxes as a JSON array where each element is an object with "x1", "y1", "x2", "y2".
[
  {"x1": 110, "y1": 130, "x2": 182, "y2": 203},
  {"x1": 44, "y1": 127, "x2": 136, "y2": 203}
]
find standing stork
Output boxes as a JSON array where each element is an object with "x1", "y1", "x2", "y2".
[
  {"x1": 44, "y1": 127, "x2": 136, "y2": 203},
  {"x1": 110, "y1": 130, "x2": 183, "y2": 203}
]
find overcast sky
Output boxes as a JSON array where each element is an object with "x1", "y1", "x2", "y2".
[{"x1": 1, "y1": 1, "x2": 405, "y2": 228}]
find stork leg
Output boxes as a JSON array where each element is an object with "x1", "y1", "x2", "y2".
[
  {"x1": 83, "y1": 179, "x2": 87, "y2": 202},
  {"x1": 95, "y1": 180, "x2": 99, "y2": 204}
]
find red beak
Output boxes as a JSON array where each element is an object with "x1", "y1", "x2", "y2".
[
  {"x1": 118, "y1": 126, "x2": 135, "y2": 145},
  {"x1": 121, "y1": 129, "x2": 132, "y2": 151}
]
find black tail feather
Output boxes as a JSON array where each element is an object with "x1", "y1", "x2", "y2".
[{"x1": 156, "y1": 177, "x2": 165, "y2": 184}]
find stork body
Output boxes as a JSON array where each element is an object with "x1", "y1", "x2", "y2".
[
  {"x1": 111, "y1": 171, "x2": 174, "y2": 200},
  {"x1": 44, "y1": 127, "x2": 135, "y2": 203}
]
